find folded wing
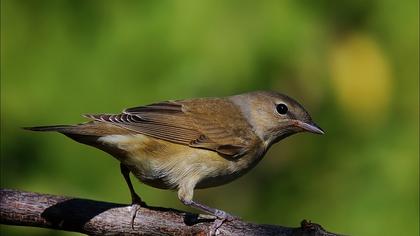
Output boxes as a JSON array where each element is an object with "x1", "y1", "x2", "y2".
[{"x1": 85, "y1": 99, "x2": 259, "y2": 158}]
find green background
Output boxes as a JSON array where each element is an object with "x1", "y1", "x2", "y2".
[{"x1": 1, "y1": 1, "x2": 419, "y2": 235}]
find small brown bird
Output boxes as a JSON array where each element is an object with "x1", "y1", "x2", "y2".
[{"x1": 26, "y1": 90, "x2": 324, "y2": 231}]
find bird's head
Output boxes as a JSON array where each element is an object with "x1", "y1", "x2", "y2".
[{"x1": 230, "y1": 91, "x2": 324, "y2": 147}]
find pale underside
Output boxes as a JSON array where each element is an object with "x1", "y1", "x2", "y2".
[{"x1": 98, "y1": 133, "x2": 264, "y2": 190}]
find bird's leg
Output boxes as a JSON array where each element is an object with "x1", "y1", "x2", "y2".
[
  {"x1": 185, "y1": 200, "x2": 236, "y2": 221},
  {"x1": 178, "y1": 185, "x2": 237, "y2": 235},
  {"x1": 120, "y1": 163, "x2": 147, "y2": 229},
  {"x1": 120, "y1": 163, "x2": 147, "y2": 206},
  {"x1": 184, "y1": 199, "x2": 237, "y2": 235}
]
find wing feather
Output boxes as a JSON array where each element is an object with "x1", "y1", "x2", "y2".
[{"x1": 85, "y1": 99, "x2": 259, "y2": 157}]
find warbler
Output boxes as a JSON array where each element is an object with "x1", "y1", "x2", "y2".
[{"x1": 26, "y1": 90, "x2": 324, "y2": 231}]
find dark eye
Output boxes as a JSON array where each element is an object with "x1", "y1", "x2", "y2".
[{"x1": 276, "y1": 103, "x2": 288, "y2": 115}]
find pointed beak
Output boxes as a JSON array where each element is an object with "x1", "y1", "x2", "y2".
[{"x1": 296, "y1": 121, "x2": 325, "y2": 135}]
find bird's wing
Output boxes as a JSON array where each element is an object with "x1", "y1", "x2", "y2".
[{"x1": 84, "y1": 99, "x2": 259, "y2": 158}]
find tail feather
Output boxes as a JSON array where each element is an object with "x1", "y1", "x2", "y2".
[
  {"x1": 23, "y1": 125, "x2": 75, "y2": 132},
  {"x1": 23, "y1": 124, "x2": 100, "y2": 146},
  {"x1": 25, "y1": 122, "x2": 132, "y2": 137},
  {"x1": 24, "y1": 122, "x2": 134, "y2": 148}
]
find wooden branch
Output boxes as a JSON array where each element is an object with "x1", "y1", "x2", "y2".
[{"x1": 0, "y1": 188, "x2": 342, "y2": 235}]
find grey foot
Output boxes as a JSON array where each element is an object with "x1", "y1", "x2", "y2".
[
  {"x1": 129, "y1": 195, "x2": 148, "y2": 229},
  {"x1": 209, "y1": 210, "x2": 238, "y2": 236}
]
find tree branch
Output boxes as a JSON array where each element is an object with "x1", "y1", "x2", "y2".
[{"x1": 0, "y1": 188, "x2": 342, "y2": 235}]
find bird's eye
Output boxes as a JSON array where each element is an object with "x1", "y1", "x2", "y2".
[{"x1": 276, "y1": 103, "x2": 288, "y2": 115}]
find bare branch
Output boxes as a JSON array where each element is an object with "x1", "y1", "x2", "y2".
[{"x1": 0, "y1": 188, "x2": 342, "y2": 235}]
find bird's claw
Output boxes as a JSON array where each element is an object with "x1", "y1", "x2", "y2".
[
  {"x1": 129, "y1": 203, "x2": 141, "y2": 229},
  {"x1": 129, "y1": 195, "x2": 148, "y2": 229},
  {"x1": 209, "y1": 211, "x2": 238, "y2": 236}
]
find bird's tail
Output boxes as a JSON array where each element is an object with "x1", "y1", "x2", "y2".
[
  {"x1": 23, "y1": 125, "x2": 76, "y2": 133},
  {"x1": 23, "y1": 124, "x2": 102, "y2": 146}
]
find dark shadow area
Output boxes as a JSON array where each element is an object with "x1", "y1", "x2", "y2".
[
  {"x1": 41, "y1": 198, "x2": 124, "y2": 230},
  {"x1": 41, "y1": 198, "x2": 214, "y2": 229},
  {"x1": 138, "y1": 204, "x2": 216, "y2": 226},
  {"x1": 183, "y1": 212, "x2": 214, "y2": 226}
]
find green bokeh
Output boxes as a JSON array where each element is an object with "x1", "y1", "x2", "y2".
[{"x1": 1, "y1": 1, "x2": 418, "y2": 235}]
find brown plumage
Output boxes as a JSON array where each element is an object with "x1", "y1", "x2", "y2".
[{"x1": 25, "y1": 90, "x2": 324, "y2": 232}]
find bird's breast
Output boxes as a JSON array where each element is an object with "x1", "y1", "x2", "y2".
[{"x1": 97, "y1": 134, "x2": 265, "y2": 190}]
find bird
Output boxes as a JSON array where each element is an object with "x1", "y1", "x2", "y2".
[{"x1": 25, "y1": 90, "x2": 324, "y2": 232}]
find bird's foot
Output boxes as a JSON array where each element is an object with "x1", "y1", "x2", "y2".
[
  {"x1": 129, "y1": 194, "x2": 148, "y2": 229},
  {"x1": 209, "y1": 210, "x2": 239, "y2": 236}
]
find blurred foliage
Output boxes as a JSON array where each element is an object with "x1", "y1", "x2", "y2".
[{"x1": 1, "y1": 0, "x2": 418, "y2": 235}]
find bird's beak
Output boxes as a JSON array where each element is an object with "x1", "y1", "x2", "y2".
[{"x1": 295, "y1": 121, "x2": 325, "y2": 135}]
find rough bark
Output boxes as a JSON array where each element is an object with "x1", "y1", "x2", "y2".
[{"x1": 0, "y1": 188, "x2": 342, "y2": 236}]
